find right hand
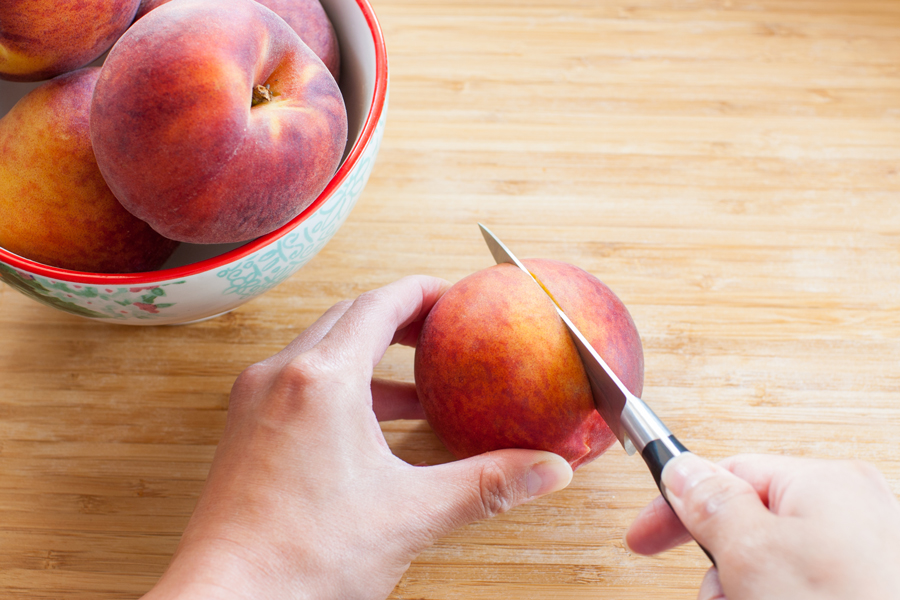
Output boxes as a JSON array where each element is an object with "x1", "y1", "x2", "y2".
[{"x1": 625, "y1": 453, "x2": 900, "y2": 600}]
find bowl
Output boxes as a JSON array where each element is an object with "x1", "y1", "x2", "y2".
[{"x1": 0, "y1": 0, "x2": 387, "y2": 326}]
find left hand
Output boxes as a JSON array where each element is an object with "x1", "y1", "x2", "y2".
[{"x1": 142, "y1": 275, "x2": 574, "y2": 600}]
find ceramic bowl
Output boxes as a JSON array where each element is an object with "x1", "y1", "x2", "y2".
[{"x1": 0, "y1": 0, "x2": 387, "y2": 325}]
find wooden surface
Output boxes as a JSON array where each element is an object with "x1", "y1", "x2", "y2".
[{"x1": 2, "y1": 0, "x2": 900, "y2": 597}]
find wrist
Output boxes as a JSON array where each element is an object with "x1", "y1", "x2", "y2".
[{"x1": 142, "y1": 537, "x2": 309, "y2": 600}]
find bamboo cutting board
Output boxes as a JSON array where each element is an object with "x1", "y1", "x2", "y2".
[{"x1": 1, "y1": 1, "x2": 900, "y2": 598}]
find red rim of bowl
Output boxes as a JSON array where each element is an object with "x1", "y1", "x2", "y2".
[{"x1": 0, "y1": 0, "x2": 388, "y2": 285}]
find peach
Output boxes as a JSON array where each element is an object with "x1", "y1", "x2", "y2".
[
  {"x1": 134, "y1": 0, "x2": 169, "y2": 19},
  {"x1": 135, "y1": 0, "x2": 341, "y2": 81},
  {"x1": 0, "y1": 0, "x2": 140, "y2": 82},
  {"x1": 0, "y1": 68, "x2": 179, "y2": 273},
  {"x1": 415, "y1": 259, "x2": 644, "y2": 469},
  {"x1": 90, "y1": 0, "x2": 348, "y2": 244},
  {"x1": 258, "y1": 0, "x2": 341, "y2": 82}
]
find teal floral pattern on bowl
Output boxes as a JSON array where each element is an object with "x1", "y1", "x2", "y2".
[
  {"x1": 0, "y1": 105, "x2": 386, "y2": 326},
  {"x1": 0, "y1": 0, "x2": 388, "y2": 326},
  {"x1": 0, "y1": 263, "x2": 184, "y2": 320}
]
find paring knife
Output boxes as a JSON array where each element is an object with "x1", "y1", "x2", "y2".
[{"x1": 478, "y1": 223, "x2": 714, "y2": 564}]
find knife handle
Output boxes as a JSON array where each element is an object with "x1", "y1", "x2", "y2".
[
  {"x1": 640, "y1": 436, "x2": 717, "y2": 566},
  {"x1": 641, "y1": 434, "x2": 687, "y2": 491}
]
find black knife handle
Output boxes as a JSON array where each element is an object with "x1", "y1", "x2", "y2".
[
  {"x1": 640, "y1": 436, "x2": 716, "y2": 566},
  {"x1": 641, "y1": 435, "x2": 688, "y2": 490}
]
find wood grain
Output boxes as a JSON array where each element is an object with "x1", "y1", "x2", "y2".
[{"x1": 1, "y1": 0, "x2": 899, "y2": 597}]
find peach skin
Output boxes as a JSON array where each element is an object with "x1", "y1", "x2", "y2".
[
  {"x1": 0, "y1": 0, "x2": 139, "y2": 82},
  {"x1": 0, "y1": 68, "x2": 179, "y2": 273},
  {"x1": 415, "y1": 259, "x2": 644, "y2": 469},
  {"x1": 90, "y1": 0, "x2": 348, "y2": 244},
  {"x1": 134, "y1": 0, "x2": 341, "y2": 81}
]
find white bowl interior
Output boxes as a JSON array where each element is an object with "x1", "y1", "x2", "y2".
[{"x1": 0, "y1": 0, "x2": 379, "y2": 272}]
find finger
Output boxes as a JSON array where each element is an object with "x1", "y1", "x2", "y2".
[
  {"x1": 726, "y1": 455, "x2": 900, "y2": 521},
  {"x1": 625, "y1": 494, "x2": 694, "y2": 555},
  {"x1": 390, "y1": 300, "x2": 445, "y2": 348},
  {"x1": 698, "y1": 567, "x2": 726, "y2": 600},
  {"x1": 261, "y1": 299, "x2": 354, "y2": 367},
  {"x1": 318, "y1": 275, "x2": 450, "y2": 369},
  {"x1": 717, "y1": 453, "x2": 809, "y2": 509},
  {"x1": 626, "y1": 454, "x2": 799, "y2": 555},
  {"x1": 413, "y1": 450, "x2": 573, "y2": 538},
  {"x1": 371, "y1": 379, "x2": 425, "y2": 421},
  {"x1": 662, "y1": 453, "x2": 773, "y2": 559}
]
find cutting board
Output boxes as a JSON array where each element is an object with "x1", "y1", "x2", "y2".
[{"x1": 1, "y1": 1, "x2": 899, "y2": 598}]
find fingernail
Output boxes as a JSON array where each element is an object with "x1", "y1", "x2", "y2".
[
  {"x1": 661, "y1": 453, "x2": 717, "y2": 499},
  {"x1": 526, "y1": 454, "x2": 573, "y2": 497},
  {"x1": 622, "y1": 533, "x2": 635, "y2": 555}
]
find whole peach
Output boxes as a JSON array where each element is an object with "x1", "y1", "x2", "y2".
[
  {"x1": 135, "y1": 0, "x2": 341, "y2": 81},
  {"x1": 0, "y1": 0, "x2": 140, "y2": 82},
  {"x1": 91, "y1": 0, "x2": 348, "y2": 244},
  {"x1": 415, "y1": 259, "x2": 644, "y2": 469},
  {"x1": 0, "y1": 68, "x2": 179, "y2": 273}
]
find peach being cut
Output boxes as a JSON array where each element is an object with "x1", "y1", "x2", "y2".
[
  {"x1": 90, "y1": 0, "x2": 348, "y2": 244},
  {"x1": 0, "y1": 0, "x2": 140, "y2": 82},
  {"x1": 415, "y1": 259, "x2": 644, "y2": 469},
  {"x1": 0, "y1": 68, "x2": 179, "y2": 273}
]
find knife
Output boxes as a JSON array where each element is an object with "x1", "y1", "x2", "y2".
[{"x1": 478, "y1": 223, "x2": 714, "y2": 564}]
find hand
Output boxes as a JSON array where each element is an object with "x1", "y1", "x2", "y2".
[
  {"x1": 626, "y1": 453, "x2": 900, "y2": 600},
  {"x1": 142, "y1": 275, "x2": 574, "y2": 600}
]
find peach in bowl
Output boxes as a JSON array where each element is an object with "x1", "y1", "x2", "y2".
[{"x1": 0, "y1": 0, "x2": 388, "y2": 325}]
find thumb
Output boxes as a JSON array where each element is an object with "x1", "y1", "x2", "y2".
[
  {"x1": 662, "y1": 453, "x2": 771, "y2": 559},
  {"x1": 420, "y1": 449, "x2": 573, "y2": 535},
  {"x1": 698, "y1": 567, "x2": 726, "y2": 600}
]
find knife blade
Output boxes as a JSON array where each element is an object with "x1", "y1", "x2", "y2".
[{"x1": 478, "y1": 223, "x2": 714, "y2": 564}]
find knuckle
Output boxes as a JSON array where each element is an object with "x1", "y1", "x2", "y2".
[
  {"x1": 232, "y1": 362, "x2": 268, "y2": 393},
  {"x1": 277, "y1": 351, "x2": 335, "y2": 393},
  {"x1": 353, "y1": 287, "x2": 387, "y2": 312},
  {"x1": 332, "y1": 298, "x2": 354, "y2": 313},
  {"x1": 476, "y1": 458, "x2": 520, "y2": 518},
  {"x1": 256, "y1": 350, "x2": 339, "y2": 419},
  {"x1": 229, "y1": 362, "x2": 274, "y2": 409},
  {"x1": 682, "y1": 475, "x2": 751, "y2": 524},
  {"x1": 676, "y1": 472, "x2": 776, "y2": 567},
  {"x1": 355, "y1": 286, "x2": 404, "y2": 324},
  {"x1": 715, "y1": 526, "x2": 771, "y2": 572}
]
